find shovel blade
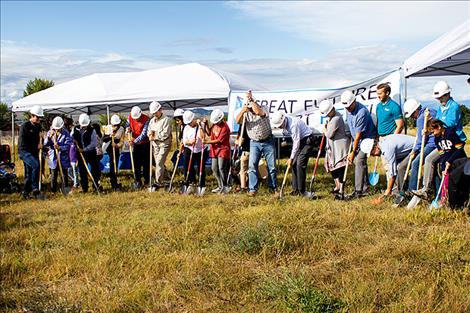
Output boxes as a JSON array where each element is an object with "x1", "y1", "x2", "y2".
[
  {"x1": 368, "y1": 172, "x2": 379, "y2": 186},
  {"x1": 196, "y1": 187, "x2": 206, "y2": 196},
  {"x1": 429, "y1": 200, "x2": 440, "y2": 211},
  {"x1": 185, "y1": 185, "x2": 195, "y2": 195},
  {"x1": 407, "y1": 195, "x2": 421, "y2": 209}
]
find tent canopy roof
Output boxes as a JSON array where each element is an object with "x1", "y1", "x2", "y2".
[
  {"x1": 12, "y1": 63, "x2": 263, "y2": 115},
  {"x1": 402, "y1": 20, "x2": 470, "y2": 78}
]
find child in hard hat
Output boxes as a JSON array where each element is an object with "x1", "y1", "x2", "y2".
[
  {"x1": 202, "y1": 109, "x2": 231, "y2": 194},
  {"x1": 44, "y1": 116, "x2": 72, "y2": 192},
  {"x1": 103, "y1": 114, "x2": 125, "y2": 191}
]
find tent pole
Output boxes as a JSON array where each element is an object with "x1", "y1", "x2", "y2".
[
  {"x1": 11, "y1": 111, "x2": 15, "y2": 162},
  {"x1": 277, "y1": 137, "x2": 280, "y2": 173},
  {"x1": 403, "y1": 75, "x2": 408, "y2": 135},
  {"x1": 106, "y1": 105, "x2": 110, "y2": 125}
]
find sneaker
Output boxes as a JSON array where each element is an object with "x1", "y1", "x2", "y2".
[
  {"x1": 212, "y1": 187, "x2": 222, "y2": 193},
  {"x1": 392, "y1": 195, "x2": 405, "y2": 208},
  {"x1": 411, "y1": 188, "x2": 431, "y2": 200},
  {"x1": 345, "y1": 191, "x2": 363, "y2": 201}
]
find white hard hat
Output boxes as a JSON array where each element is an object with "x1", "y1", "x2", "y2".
[
  {"x1": 341, "y1": 90, "x2": 356, "y2": 107},
  {"x1": 183, "y1": 110, "x2": 195, "y2": 125},
  {"x1": 29, "y1": 105, "x2": 44, "y2": 117},
  {"x1": 51, "y1": 116, "x2": 64, "y2": 130},
  {"x1": 271, "y1": 111, "x2": 286, "y2": 128},
  {"x1": 173, "y1": 108, "x2": 184, "y2": 118},
  {"x1": 78, "y1": 113, "x2": 90, "y2": 127},
  {"x1": 319, "y1": 99, "x2": 334, "y2": 116},
  {"x1": 149, "y1": 101, "x2": 162, "y2": 114},
  {"x1": 110, "y1": 114, "x2": 121, "y2": 126},
  {"x1": 360, "y1": 138, "x2": 375, "y2": 157},
  {"x1": 403, "y1": 99, "x2": 421, "y2": 118},
  {"x1": 210, "y1": 109, "x2": 224, "y2": 124},
  {"x1": 433, "y1": 81, "x2": 451, "y2": 98},
  {"x1": 130, "y1": 106, "x2": 142, "y2": 119}
]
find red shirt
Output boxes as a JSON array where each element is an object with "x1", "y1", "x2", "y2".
[{"x1": 209, "y1": 122, "x2": 231, "y2": 159}]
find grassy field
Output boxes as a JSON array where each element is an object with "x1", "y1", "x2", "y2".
[{"x1": 1, "y1": 132, "x2": 470, "y2": 312}]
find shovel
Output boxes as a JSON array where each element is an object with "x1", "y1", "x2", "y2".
[
  {"x1": 279, "y1": 163, "x2": 291, "y2": 200},
  {"x1": 148, "y1": 142, "x2": 157, "y2": 192},
  {"x1": 429, "y1": 173, "x2": 447, "y2": 211},
  {"x1": 78, "y1": 149, "x2": 100, "y2": 194},
  {"x1": 368, "y1": 156, "x2": 379, "y2": 186},
  {"x1": 167, "y1": 150, "x2": 182, "y2": 192},
  {"x1": 53, "y1": 134, "x2": 71, "y2": 196},
  {"x1": 196, "y1": 147, "x2": 206, "y2": 196},
  {"x1": 306, "y1": 132, "x2": 325, "y2": 199},
  {"x1": 128, "y1": 134, "x2": 140, "y2": 191},
  {"x1": 336, "y1": 141, "x2": 353, "y2": 200},
  {"x1": 392, "y1": 152, "x2": 415, "y2": 208}
]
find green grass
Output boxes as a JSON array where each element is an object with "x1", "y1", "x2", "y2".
[{"x1": 1, "y1": 130, "x2": 469, "y2": 312}]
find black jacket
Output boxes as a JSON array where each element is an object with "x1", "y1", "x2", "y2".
[{"x1": 18, "y1": 121, "x2": 42, "y2": 156}]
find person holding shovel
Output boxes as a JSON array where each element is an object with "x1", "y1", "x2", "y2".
[
  {"x1": 71, "y1": 113, "x2": 101, "y2": 193},
  {"x1": 236, "y1": 90, "x2": 277, "y2": 197},
  {"x1": 341, "y1": 90, "x2": 377, "y2": 200},
  {"x1": 148, "y1": 101, "x2": 172, "y2": 189},
  {"x1": 270, "y1": 110, "x2": 313, "y2": 197},
  {"x1": 102, "y1": 114, "x2": 125, "y2": 191},
  {"x1": 202, "y1": 109, "x2": 231, "y2": 194},
  {"x1": 360, "y1": 134, "x2": 415, "y2": 205},
  {"x1": 181, "y1": 110, "x2": 207, "y2": 194},
  {"x1": 125, "y1": 106, "x2": 150, "y2": 188},
  {"x1": 319, "y1": 100, "x2": 350, "y2": 195},
  {"x1": 44, "y1": 116, "x2": 72, "y2": 193},
  {"x1": 18, "y1": 105, "x2": 44, "y2": 199},
  {"x1": 402, "y1": 99, "x2": 436, "y2": 194}
]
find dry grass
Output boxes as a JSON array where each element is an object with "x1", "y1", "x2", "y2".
[{"x1": 1, "y1": 130, "x2": 469, "y2": 312}]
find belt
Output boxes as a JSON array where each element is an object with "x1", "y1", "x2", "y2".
[{"x1": 255, "y1": 135, "x2": 273, "y2": 143}]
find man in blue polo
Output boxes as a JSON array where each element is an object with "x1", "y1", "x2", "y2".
[
  {"x1": 341, "y1": 90, "x2": 377, "y2": 200},
  {"x1": 375, "y1": 83, "x2": 404, "y2": 137}
]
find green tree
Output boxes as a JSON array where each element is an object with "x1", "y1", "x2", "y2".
[
  {"x1": 460, "y1": 104, "x2": 470, "y2": 126},
  {"x1": 0, "y1": 102, "x2": 11, "y2": 130},
  {"x1": 23, "y1": 77, "x2": 54, "y2": 97}
]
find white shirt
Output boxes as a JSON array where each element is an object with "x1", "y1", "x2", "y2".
[{"x1": 182, "y1": 125, "x2": 203, "y2": 153}]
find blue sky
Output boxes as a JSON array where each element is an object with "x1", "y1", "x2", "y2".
[{"x1": 1, "y1": 1, "x2": 469, "y2": 105}]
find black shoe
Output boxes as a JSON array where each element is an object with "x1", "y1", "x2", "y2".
[
  {"x1": 22, "y1": 192, "x2": 30, "y2": 200},
  {"x1": 289, "y1": 190, "x2": 300, "y2": 196},
  {"x1": 345, "y1": 191, "x2": 363, "y2": 201},
  {"x1": 331, "y1": 188, "x2": 340, "y2": 194}
]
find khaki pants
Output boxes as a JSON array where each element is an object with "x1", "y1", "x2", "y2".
[
  {"x1": 151, "y1": 141, "x2": 170, "y2": 184},
  {"x1": 239, "y1": 152, "x2": 268, "y2": 189}
]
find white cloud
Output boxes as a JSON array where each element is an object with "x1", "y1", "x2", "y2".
[{"x1": 227, "y1": 1, "x2": 470, "y2": 45}]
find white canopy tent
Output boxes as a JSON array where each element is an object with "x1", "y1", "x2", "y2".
[
  {"x1": 402, "y1": 19, "x2": 470, "y2": 78},
  {"x1": 11, "y1": 63, "x2": 264, "y2": 115}
]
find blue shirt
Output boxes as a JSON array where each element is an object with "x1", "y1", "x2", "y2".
[
  {"x1": 434, "y1": 128, "x2": 466, "y2": 170},
  {"x1": 379, "y1": 134, "x2": 415, "y2": 178},
  {"x1": 436, "y1": 97, "x2": 467, "y2": 142},
  {"x1": 346, "y1": 102, "x2": 377, "y2": 141},
  {"x1": 376, "y1": 98, "x2": 403, "y2": 136},
  {"x1": 282, "y1": 115, "x2": 313, "y2": 160},
  {"x1": 414, "y1": 107, "x2": 437, "y2": 154}
]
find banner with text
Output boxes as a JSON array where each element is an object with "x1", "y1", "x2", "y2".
[{"x1": 228, "y1": 70, "x2": 402, "y2": 134}]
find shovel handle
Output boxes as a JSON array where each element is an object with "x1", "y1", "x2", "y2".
[
  {"x1": 78, "y1": 150, "x2": 100, "y2": 193},
  {"x1": 279, "y1": 164, "x2": 291, "y2": 197}
]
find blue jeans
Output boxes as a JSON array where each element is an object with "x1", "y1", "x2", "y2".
[
  {"x1": 248, "y1": 138, "x2": 277, "y2": 192},
  {"x1": 19, "y1": 151, "x2": 40, "y2": 193},
  {"x1": 408, "y1": 145, "x2": 435, "y2": 191}
]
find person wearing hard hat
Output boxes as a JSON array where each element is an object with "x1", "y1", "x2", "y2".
[
  {"x1": 233, "y1": 107, "x2": 252, "y2": 193},
  {"x1": 44, "y1": 116, "x2": 72, "y2": 192},
  {"x1": 271, "y1": 110, "x2": 313, "y2": 197},
  {"x1": 173, "y1": 108, "x2": 185, "y2": 147},
  {"x1": 125, "y1": 106, "x2": 150, "y2": 188},
  {"x1": 102, "y1": 114, "x2": 125, "y2": 191},
  {"x1": 181, "y1": 110, "x2": 207, "y2": 193},
  {"x1": 360, "y1": 134, "x2": 415, "y2": 204},
  {"x1": 235, "y1": 90, "x2": 277, "y2": 197},
  {"x1": 71, "y1": 113, "x2": 101, "y2": 193},
  {"x1": 201, "y1": 109, "x2": 231, "y2": 194},
  {"x1": 375, "y1": 83, "x2": 404, "y2": 138},
  {"x1": 402, "y1": 99, "x2": 436, "y2": 194},
  {"x1": 319, "y1": 100, "x2": 350, "y2": 194},
  {"x1": 341, "y1": 90, "x2": 377, "y2": 200},
  {"x1": 413, "y1": 81, "x2": 467, "y2": 201},
  {"x1": 147, "y1": 101, "x2": 172, "y2": 188},
  {"x1": 18, "y1": 105, "x2": 44, "y2": 199}
]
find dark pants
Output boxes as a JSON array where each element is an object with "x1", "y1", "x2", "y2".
[
  {"x1": 51, "y1": 165, "x2": 69, "y2": 192},
  {"x1": 292, "y1": 135, "x2": 314, "y2": 193},
  {"x1": 109, "y1": 149, "x2": 121, "y2": 189},
  {"x1": 448, "y1": 158, "x2": 470, "y2": 210},
  {"x1": 133, "y1": 142, "x2": 150, "y2": 185},
  {"x1": 331, "y1": 166, "x2": 345, "y2": 181},
  {"x1": 183, "y1": 147, "x2": 208, "y2": 187},
  {"x1": 19, "y1": 151, "x2": 39, "y2": 193},
  {"x1": 77, "y1": 150, "x2": 100, "y2": 192}
]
